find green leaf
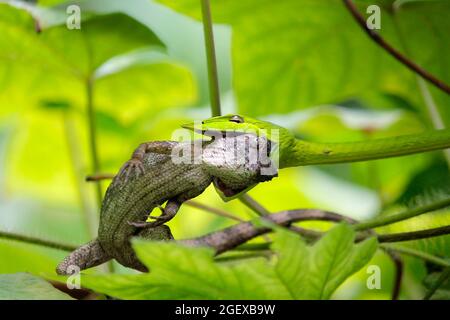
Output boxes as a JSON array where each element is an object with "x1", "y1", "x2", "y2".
[
  {"x1": 38, "y1": 12, "x2": 164, "y2": 75},
  {"x1": 1, "y1": 2, "x2": 165, "y2": 76},
  {"x1": 79, "y1": 224, "x2": 377, "y2": 299},
  {"x1": 0, "y1": 273, "x2": 74, "y2": 300},
  {"x1": 81, "y1": 241, "x2": 290, "y2": 299},
  {"x1": 271, "y1": 228, "x2": 310, "y2": 299},
  {"x1": 273, "y1": 224, "x2": 378, "y2": 299},
  {"x1": 0, "y1": 3, "x2": 181, "y2": 116},
  {"x1": 0, "y1": 2, "x2": 197, "y2": 199},
  {"x1": 158, "y1": 0, "x2": 450, "y2": 121},
  {"x1": 423, "y1": 269, "x2": 450, "y2": 300},
  {"x1": 397, "y1": 160, "x2": 450, "y2": 204}
]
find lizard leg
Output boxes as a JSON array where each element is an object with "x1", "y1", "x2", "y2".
[
  {"x1": 128, "y1": 199, "x2": 182, "y2": 228},
  {"x1": 114, "y1": 141, "x2": 178, "y2": 185}
]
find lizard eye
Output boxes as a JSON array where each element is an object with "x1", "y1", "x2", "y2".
[{"x1": 229, "y1": 115, "x2": 244, "y2": 123}]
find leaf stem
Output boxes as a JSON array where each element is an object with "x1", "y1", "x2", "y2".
[
  {"x1": 200, "y1": 0, "x2": 221, "y2": 116},
  {"x1": 353, "y1": 198, "x2": 450, "y2": 231}
]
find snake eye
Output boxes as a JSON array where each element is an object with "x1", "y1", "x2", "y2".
[{"x1": 229, "y1": 115, "x2": 244, "y2": 123}]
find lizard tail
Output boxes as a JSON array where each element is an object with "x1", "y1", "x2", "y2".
[{"x1": 56, "y1": 239, "x2": 111, "y2": 275}]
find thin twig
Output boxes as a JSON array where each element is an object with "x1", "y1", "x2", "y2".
[
  {"x1": 185, "y1": 200, "x2": 245, "y2": 222},
  {"x1": 63, "y1": 112, "x2": 98, "y2": 238},
  {"x1": 381, "y1": 244, "x2": 450, "y2": 268},
  {"x1": 342, "y1": 0, "x2": 450, "y2": 94},
  {"x1": 0, "y1": 230, "x2": 77, "y2": 252},
  {"x1": 200, "y1": 0, "x2": 221, "y2": 116},
  {"x1": 391, "y1": 16, "x2": 450, "y2": 167},
  {"x1": 381, "y1": 248, "x2": 403, "y2": 300},
  {"x1": 86, "y1": 173, "x2": 115, "y2": 182},
  {"x1": 86, "y1": 77, "x2": 113, "y2": 273},
  {"x1": 214, "y1": 251, "x2": 273, "y2": 263},
  {"x1": 86, "y1": 77, "x2": 103, "y2": 207},
  {"x1": 378, "y1": 225, "x2": 450, "y2": 243},
  {"x1": 353, "y1": 198, "x2": 450, "y2": 231},
  {"x1": 238, "y1": 194, "x2": 271, "y2": 216}
]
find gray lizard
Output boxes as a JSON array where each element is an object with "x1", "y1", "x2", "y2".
[{"x1": 56, "y1": 134, "x2": 276, "y2": 274}]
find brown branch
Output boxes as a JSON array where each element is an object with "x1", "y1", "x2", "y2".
[
  {"x1": 197, "y1": 213, "x2": 450, "y2": 256},
  {"x1": 182, "y1": 209, "x2": 356, "y2": 254},
  {"x1": 277, "y1": 224, "x2": 450, "y2": 244},
  {"x1": 382, "y1": 248, "x2": 404, "y2": 300},
  {"x1": 343, "y1": 0, "x2": 450, "y2": 95},
  {"x1": 378, "y1": 225, "x2": 450, "y2": 243}
]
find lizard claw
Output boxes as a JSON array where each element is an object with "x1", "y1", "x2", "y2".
[
  {"x1": 128, "y1": 205, "x2": 170, "y2": 228},
  {"x1": 127, "y1": 204, "x2": 172, "y2": 228},
  {"x1": 114, "y1": 159, "x2": 145, "y2": 186},
  {"x1": 127, "y1": 217, "x2": 166, "y2": 228},
  {"x1": 127, "y1": 220, "x2": 151, "y2": 228},
  {"x1": 157, "y1": 205, "x2": 165, "y2": 214}
]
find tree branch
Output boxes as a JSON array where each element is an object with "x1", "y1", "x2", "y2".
[
  {"x1": 182, "y1": 209, "x2": 356, "y2": 253},
  {"x1": 3, "y1": 204, "x2": 449, "y2": 272},
  {"x1": 378, "y1": 225, "x2": 450, "y2": 243},
  {"x1": 342, "y1": 0, "x2": 450, "y2": 95}
]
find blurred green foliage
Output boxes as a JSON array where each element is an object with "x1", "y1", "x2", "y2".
[{"x1": 0, "y1": 0, "x2": 448, "y2": 299}]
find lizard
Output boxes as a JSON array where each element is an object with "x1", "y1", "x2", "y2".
[
  {"x1": 57, "y1": 114, "x2": 450, "y2": 274},
  {"x1": 182, "y1": 114, "x2": 450, "y2": 170},
  {"x1": 56, "y1": 133, "x2": 276, "y2": 274}
]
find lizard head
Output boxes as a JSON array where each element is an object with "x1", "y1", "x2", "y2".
[
  {"x1": 183, "y1": 114, "x2": 285, "y2": 201},
  {"x1": 182, "y1": 113, "x2": 297, "y2": 170},
  {"x1": 181, "y1": 114, "x2": 284, "y2": 139}
]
